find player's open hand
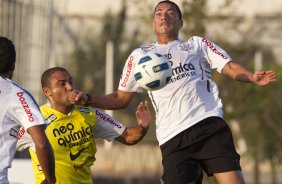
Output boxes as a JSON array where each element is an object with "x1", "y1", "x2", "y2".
[
  {"x1": 253, "y1": 70, "x2": 276, "y2": 86},
  {"x1": 136, "y1": 100, "x2": 151, "y2": 129}
]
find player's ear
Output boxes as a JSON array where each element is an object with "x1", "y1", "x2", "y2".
[
  {"x1": 179, "y1": 19, "x2": 183, "y2": 29},
  {"x1": 42, "y1": 87, "x2": 51, "y2": 97}
]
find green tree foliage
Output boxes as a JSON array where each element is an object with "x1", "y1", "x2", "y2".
[
  {"x1": 215, "y1": 43, "x2": 282, "y2": 183},
  {"x1": 181, "y1": 0, "x2": 206, "y2": 37}
]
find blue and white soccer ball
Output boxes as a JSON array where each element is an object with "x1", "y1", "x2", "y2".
[{"x1": 134, "y1": 53, "x2": 172, "y2": 91}]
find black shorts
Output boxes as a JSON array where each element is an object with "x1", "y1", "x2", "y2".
[{"x1": 160, "y1": 117, "x2": 241, "y2": 184}]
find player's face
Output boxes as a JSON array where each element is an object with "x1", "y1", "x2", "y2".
[
  {"x1": 44, "y1": 71, "x2": 74, "y2": 107},
  {"x1": 152, "y1": 3, "x2": 183, "y2": 39}
]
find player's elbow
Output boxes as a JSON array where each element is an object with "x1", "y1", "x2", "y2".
[
  {"x1": 116, "y1": 131, "x2": 143, "y2": 145},
  {"x1": 113, "y1": 90, "x2": 135, "y2": 109},
  {"x1": 122, "y1": 138, "x2": 140, "y2": 146},
  {"x1": 35, "y1": 139, "x2": 51, "y2": 151}
]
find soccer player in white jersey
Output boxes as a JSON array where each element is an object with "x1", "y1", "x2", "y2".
[
  {"x1": 17, "y1": 67, "x2": 151, "y2": 184},
  {"x1": 0, "y1": 36, "x2": 56, "y2": 184},
  {"x1": 78, "y1": 1, "x2": 276, "y2": 184}
]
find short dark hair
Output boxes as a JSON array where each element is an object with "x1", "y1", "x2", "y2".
[
  {"x1": 0, "y1": 36, "x2": 16, "y2": 74},
  {"x1": 41, "y1": 67, "x2": 68, "y2": 88},
  {"x1": 154, "y1": 0, "x2": 182, "y2": 20}
]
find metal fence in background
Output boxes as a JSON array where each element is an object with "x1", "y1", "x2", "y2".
[{"x1": 0, "y1": 0, "x2": 70, "y2": 103}]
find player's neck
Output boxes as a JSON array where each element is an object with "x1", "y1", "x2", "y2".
[
  {"x1": 0, "y1": 72, "x2": 13, "y2": 79},
  {"x1": 157, "y1": 35, "x2": 178, "y2": 44},
  {"x1": 51, "y1": 103, "x2": 73, "y2": 115}
]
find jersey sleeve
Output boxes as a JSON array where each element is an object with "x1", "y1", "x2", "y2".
[
  {"x1": 9, "y1": 87, "x2": 47, "y2": 130},
  {"x1": 118, "y1": 48, "x2": 145, "y2": 93},
  {"x1": 92, "y1": 108, "x2": 125, "y2": 142},
  {"x1": 196, "y1": 36, "x2": 232, "y2": 73},
  {"x1": 16, "y1": 127, "x2": 35, "y2": 152}
]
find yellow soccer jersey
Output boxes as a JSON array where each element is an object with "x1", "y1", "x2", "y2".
[{"x1": 30, "y1": 104, "x2": 97, "y2": 184}]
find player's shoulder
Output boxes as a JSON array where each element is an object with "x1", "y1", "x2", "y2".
[
  {"x1": 188, "y1": 36, "x2": 219, "y2": 47},
  {"x1": 185, "y1": 36, "x2": 205, "y2": 44},
  {"x1": 0, "y1": 77, "x2": 18, "y2": 93},
  {"x1": 128, "y1": 43, "x2": 155, "y2": 55},
  {"x1": 0, "y1": 78, "x2": 34, "y2": 102},
  {"x1": 126, "y1": 43, "x2": 155, "y2": 61},
  {"x1": 40, "y1": 103, "x2": 51, "y2": 112},
  {"x1": 182, "y1": 36, "x2": 215, "y2": 51},
  {"x1": 40, "y1": 104, "x2": 58, "y2": 122}
]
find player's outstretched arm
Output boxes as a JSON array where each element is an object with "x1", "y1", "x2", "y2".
[
  {"x1": 28, "y1": 125, "x2": 56, "y2": 184},
  {"x1": 115, "y1": 101, "x2": 151, "y2": 145},
  {"x1": 91, "y1": 90, "x2": 136, "y2": 110},
  {"x1": 68, "y1": 90, "x2": 136, "y2": 110},
  {"x1": 222, "y1": 61, "x2": 276, "y2": 86}
]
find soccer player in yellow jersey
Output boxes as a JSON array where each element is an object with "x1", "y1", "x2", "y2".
[{"x1": 17, "y1": 67, "x2": 151, "y2": 184}]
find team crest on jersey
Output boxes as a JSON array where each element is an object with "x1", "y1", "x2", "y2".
[
  {"x1": 78, "y1": 107, "x2": 90, "y2": 113},
  {"x1": 46, "y1": 114, "x2": 57, "y2": 124},
  {"x1": 179, "y1": 43, "x2": 194, "y2": 53}
]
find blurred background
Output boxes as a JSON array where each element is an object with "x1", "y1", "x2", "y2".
[{"x1": 1, "y1": 0, "x2": 282, "y2": 183}]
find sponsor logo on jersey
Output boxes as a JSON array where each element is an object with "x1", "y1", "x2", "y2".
[
  {"x1": 163, "y1": 53, "x2": 197, "y2": 83},
  {"x1": 46, "y1": 114, "x2": 57, "y2": 124},
  {"x1": 69, "y1": 146, "x2": 89, "y2": 160},
  {"x1": 95, "y1": 110, "x2": 122, "y2": 129},
  {"x1": 140, "y1": 44, "x2": 155, "y2": 52},
  {"x1": 202, "y1": 38, "x2": 228, "y2": 59},
  {"x1": 18, "y1": 127, "x2": 26, "y2": 140},
  {"x1": 121, "y1": 55, "x2": 134, "y2": 87},
  {"x1": 78, "y1": 107, "x2": 90, "y2": 113},
  {"x1": 17, "y1": 92, "x2": 35, "y2": 122},
  {"x1": 169, "y1": 62, "x2": 197, "y2": 83},
  {"x1": 52, "y1": 122, "x2": 92, "y2": 147}
]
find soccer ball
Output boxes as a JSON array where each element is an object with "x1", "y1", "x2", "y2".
[{"x1": 134, "y1": 53, "x2": 172, "y2": 91}]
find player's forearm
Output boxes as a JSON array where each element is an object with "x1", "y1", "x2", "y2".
[
  {"x1": 223, "y1": 62, "x2": 255, "y2": 83},
  {"x1": 118, "y1": 125, "x2": 149, "y2": 145},
  {"x1": 92, "y1": 94, "x2": 124, "y2": 109},
  {"x1": 35, "y1": 143, "x2": 56, "y2": 183},
  {"x1": 91, "y1": 91, "x2": 134, "y2": 110}
]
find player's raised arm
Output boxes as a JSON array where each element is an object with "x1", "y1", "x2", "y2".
[
  {"x1": 69, "y1": 89, "x2": 136, "y2": 110},
  {"x1": 222, "y1": 61, "x2": 276, "y2": 85},
  {"x1": 92, "y1": 90, "x2": 136, "y2": 110},
  {"x1": 115, "y1": 101, "x2": 151, "y2": 145}
]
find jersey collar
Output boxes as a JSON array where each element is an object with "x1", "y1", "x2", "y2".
[{"x1": 155, "y1": 39, "x2": 180, "y2": 46}]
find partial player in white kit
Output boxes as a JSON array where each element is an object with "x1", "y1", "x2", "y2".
[
  {"x1": 76, "y1": 1, "x2": 277, "y2": 184},
  {"x1": 0, "y1": 36, "x2": 56, "y2": 184}
]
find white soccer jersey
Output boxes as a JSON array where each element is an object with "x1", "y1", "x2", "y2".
[
  {"x1": 0, "y1": 77, "x2": 47, "y2": 183},
  {"x1": 17, "y1": 105, "x2": 125, "y2": 152},
  {"x1": 118, "y1": 36, "x2": 232, "y2": 145}
]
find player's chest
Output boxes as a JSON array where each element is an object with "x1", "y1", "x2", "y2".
[{"x1": 45, "y1": 115, "x2": 94, "y2": 148}]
